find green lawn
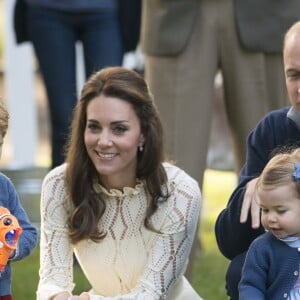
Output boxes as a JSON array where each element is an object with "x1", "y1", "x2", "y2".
[
  {"x1": 12, "y1": 247, "x2": 91, "y2": 298},
  {"x1": 11, "y1": 169, "x2": 237, "y2": 300},
  {"x1": 192, "y1": 169, "x2": 237, "y2": 300}
]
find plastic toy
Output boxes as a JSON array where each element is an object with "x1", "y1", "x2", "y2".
[{"x1": 0, "y1": 207, "x2": 22, "y2": 271}]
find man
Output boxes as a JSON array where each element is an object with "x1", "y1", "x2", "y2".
[
  {"x1": 140, "y1": 0, "x2": 300, "y2": 282},
  {"x1": 215, "y1": 21, "x2": 300, "y2": 299}
]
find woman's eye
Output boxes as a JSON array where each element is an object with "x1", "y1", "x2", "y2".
[
  {"x1": 114, "y1": 126, "x2": 127, "y2": 134},
  {"x1": 87, "y1": 123, "x2": 100, "y2": 131}
]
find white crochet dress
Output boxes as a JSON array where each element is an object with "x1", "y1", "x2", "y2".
[{"x1": 37, "y1": 163, "x2": 202, "y2": 300}]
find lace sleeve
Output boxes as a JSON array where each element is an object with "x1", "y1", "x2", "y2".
[
  {"x1": 86, "y1": 172, "x2": 201, "y2": 300},
  {"x1": 37, "y1": 166, "x2": 75, "y2": 300}
]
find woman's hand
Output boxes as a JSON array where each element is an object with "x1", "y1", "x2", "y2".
[
  {"x1": 68, "y1": 294, "x2": 89, "y2": 300},
  {"x1": 52, "y1": 292, "x2": 71, "y2": 300},
  {"x1": 239, "y1": 177, "x2": 261, "y2": 228},
  {"x1": 51, "y1": 291, "x2": 89, "y2": 300}
]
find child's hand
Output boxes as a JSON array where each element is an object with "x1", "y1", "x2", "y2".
[
  {"x1": 8, "y1": 249, "x2": 15, "y2": 258},
  {"x1": 0, "y1": 207, "x2": 23, "y2": 270}
]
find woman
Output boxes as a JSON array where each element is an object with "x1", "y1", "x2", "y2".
[{"x1": 37, "y1": 66, "x2": 202, "y2": 300}]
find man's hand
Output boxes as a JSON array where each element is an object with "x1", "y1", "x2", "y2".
[{"x1": 239, "y1": 178, "x2": 261, "y2": 228}]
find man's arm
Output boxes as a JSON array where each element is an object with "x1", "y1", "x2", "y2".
[
  {"x1": 214, "y1": 116, "x2": 273, "y2": 259},
  {"x1": 215, "y1": 178, "x2": 264, "y2": 259}
]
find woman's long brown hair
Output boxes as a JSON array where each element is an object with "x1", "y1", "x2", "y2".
[{"x1": 65, "y1": 67, "x2": 168, "y2": 244}]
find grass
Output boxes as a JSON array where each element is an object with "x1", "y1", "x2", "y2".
[
  {"x1": 11, "y1": 169, "x2": 237, "y2": 299},
  {"x1": 192, "y1": 169, "x2": 237, "y2": 300},
  {"x1": 11, "y1": 247, "x2": 91, "y2": 298}
]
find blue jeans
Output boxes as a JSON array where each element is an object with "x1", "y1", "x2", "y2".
[{"x1": 26, "y1": 6, "x2": 123, "y2": 168}]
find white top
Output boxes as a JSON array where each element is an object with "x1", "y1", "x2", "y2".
[{"x1": 36, "y1": 163, "x2": 202, "y2": 300}]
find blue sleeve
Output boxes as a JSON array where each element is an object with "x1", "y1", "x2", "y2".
[
  {"x1": 5, "y1": 177, "x2": 38, "y2": 261},
  {"x1": 239, "y1": 237, "x2": 269, "y2": 300}
]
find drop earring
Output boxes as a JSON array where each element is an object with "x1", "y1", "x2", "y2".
[{"x1": 139, "y1": 144, "x2": 144, "y2": 152}]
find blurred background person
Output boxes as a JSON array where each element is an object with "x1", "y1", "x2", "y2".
[{"x1": 13, "y1": 0, "x2": 141, "y2": 169}]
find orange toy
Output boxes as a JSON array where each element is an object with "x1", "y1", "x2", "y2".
[{"x1": 0, "y1": 206, "x2": 22, "y2": 271}]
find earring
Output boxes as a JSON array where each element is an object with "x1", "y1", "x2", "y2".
[{"x1": 139, "y1": 144, "x2": 144, "y2": 152}]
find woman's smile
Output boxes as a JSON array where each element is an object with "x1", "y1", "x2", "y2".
[
  {"x1": 84, "y1": 94, "x2": 145, "y2": 189},
  {"x1": 96, "y1": 151, "x2": 118, "y2": 160}
]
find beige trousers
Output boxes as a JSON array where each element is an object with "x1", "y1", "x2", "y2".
[{"x1": 145, "y1": 0, "x2": 288, "y2": 185}]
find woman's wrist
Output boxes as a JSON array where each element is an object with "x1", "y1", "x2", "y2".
[{"x1": 51, "y1": 291, "x2": 71, "y2": 300}]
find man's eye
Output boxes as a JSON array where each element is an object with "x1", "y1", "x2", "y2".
[{"x1": 287, "y1": 73, "x2": 300, "y2": 79}]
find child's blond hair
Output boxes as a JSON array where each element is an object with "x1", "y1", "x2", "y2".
[
  {"x1": 0, "y1": 101, "x2": 9, "y2": 137},
  {"x1": 256, "y1": 148, "x2": 300, "y2": 195}
]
